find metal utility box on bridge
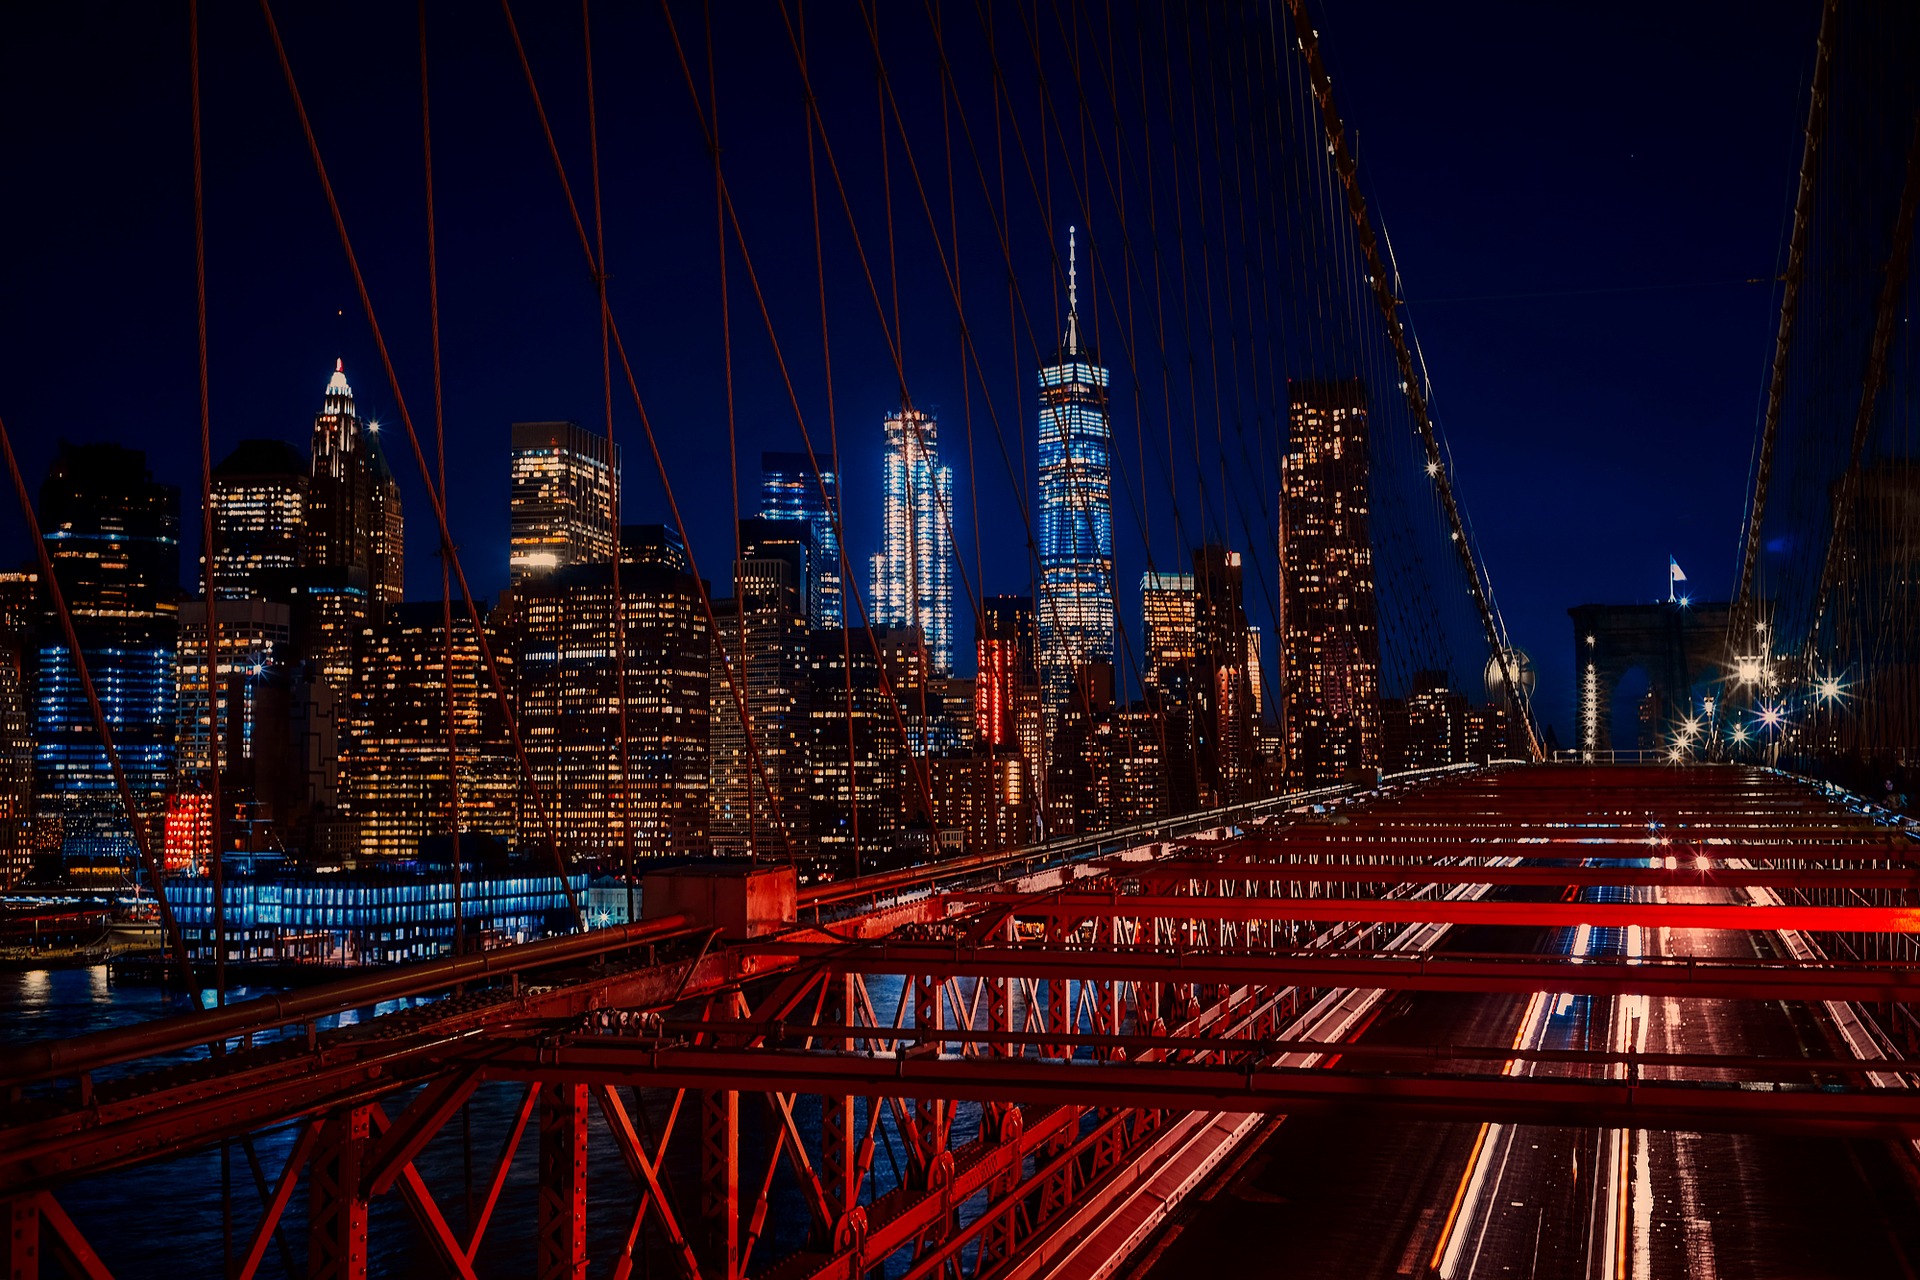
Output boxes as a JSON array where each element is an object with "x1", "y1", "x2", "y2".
[{"x1": 642, "y1": 863, "x2": 796, "y2": 939}]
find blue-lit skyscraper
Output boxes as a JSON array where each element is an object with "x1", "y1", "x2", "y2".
[
  {"x1": 1036, "y1": 227, "x2": 1114, "y2": 716},
  {"x1": 869, "y1": 409, "x2": 955, "y2": 675},
  {"x1": 760, "y1": 450, "x2": 842, "y2": 630},
  {"x1": 34, "y1": 444, "x2": 181, "y2": 864}
]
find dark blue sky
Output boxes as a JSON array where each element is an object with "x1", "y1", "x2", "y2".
[{"x1": 0, "y1": 2, "x2": 1819, "y2": 743}]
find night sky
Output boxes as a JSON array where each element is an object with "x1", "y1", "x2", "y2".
[{"x1": 0, "y1": 2, "x2": 1819, "y2": 744}]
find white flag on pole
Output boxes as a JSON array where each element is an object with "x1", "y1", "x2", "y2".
[{"x1": 1670, "y1": 557, "x2": 1687, "y2": 584}]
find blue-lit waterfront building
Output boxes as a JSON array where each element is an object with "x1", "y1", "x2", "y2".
[
  {"x1": 1036, "y1": 228, "x2": 1114, "y2": 717},
  {"x1": 760, "y1": 450, "x2": 843, "y2": 630},
  {"x1": 869, "y1": 410, "x2": 955, "y2": 675},
  {"x1": 33, "y1": 444, "x2": 181, "y2": 866},
  {"x1": 163, "y1": 867, "x2": 588, "y2": 966}
]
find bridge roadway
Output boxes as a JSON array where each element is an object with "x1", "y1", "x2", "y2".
[
  {"x1": 1128, "y1": 851, "x2": 1920, "y2": 1276},
  {"x1": 5, "y1": 764, "x2": 1920, "y2": 1279}
]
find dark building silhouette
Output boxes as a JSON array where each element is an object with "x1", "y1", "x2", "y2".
[
  {"x1": 1193, "y1": 544, "x2": 1256, "y2": 804},
  {"x1": 306, "y1": 360, "x2": 403, "y2": 604}
]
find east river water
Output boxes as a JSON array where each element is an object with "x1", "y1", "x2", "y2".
[{"x1": 3, "y1": 966, "x2": 960, "y2": 1277}]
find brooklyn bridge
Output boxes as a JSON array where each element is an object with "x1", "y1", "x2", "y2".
[{"x1": 1, "y1": 1, "x2": 1917, "y2": 1277}]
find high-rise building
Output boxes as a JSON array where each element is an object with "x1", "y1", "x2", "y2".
[
  {"x1": 0, "y1": 572, "x2": 36, "y2": 887},
  {"x1": 1381, "y1": 670, "x2": 1470, "y2": 774},
  {"x1": 344, "y1": 603, "x2": 518, "y2": 863},
  {"x1": 33, "y1": 444, "x2": 180, "y2": 864},
  {"x1": 870, "y1": 409, "x2": 955, "y2": 674},
  {"x1": 1280, "y1": 378, "x2": 1381, "y2": 781},
  {"x1": 1193, "y1": 544, "x2": 1256, "y2": 803},
  {"x1": 806, "y1": 629, "x2": 901, "y2": 872},
  {"x1": 306, "y1": 360, "x2": 404, "y2": 605},
  {"x1": 976, "y1": 596, "x2": 1036, "y2": 751},
  {"x1": 1046, "y1": 661, "x2": 1116, "y2": 836},
  {"x1": 737, "y1": 518, "x2": 815, "y2": 611},
  {"x1": 517, "y1": 560, "x2": 709, "y2": 862},
  {"x1": 761, "y1": 450, "x2": 842, "y2": 629},
  {"x1": 1140, "y1": 572, "x2": 1196, "y2": 698},
  {"x1": 929, "y1": 753, "x2": 1031, "y2": 855},
  {"x1": 1036, "y1": 228, "x2": 1114, "y2": 717},
  {"x1": 709, "y1": 540, "x2": 812, "y2": 860},
  {"x1": 173, "y1": 600, "x2": 292, "y2": 779},
  {"x1": 208, "y1": 440, "x2": 307, "y2": 598},
  {"x1": 509, "y1": 421, "x2": 618, "y2": 583},
  {"x1": 621, "y1": 523, "x2": 691, "y2": 573}
]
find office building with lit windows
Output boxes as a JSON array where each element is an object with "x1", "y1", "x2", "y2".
[
  {"x1": 1141, "y1": 572, "x2": 1196, "y2": 698},
  {"x1": 208, "y1": 439, "x2": 307, "y2": 598},
  {"x1": 806, "y1": 628, "x2": 900, "y2": 873},
  {"x1": 1280, "y1": 378, "x2": 1381, "y2": 781},
  {"x1": 509, "y1": 421, "x2": 618, "y2": 583},
  {"x1": 974, "y1": 594, "x2": 1035, "y2": 752},
  {"x1": 174, "y1": 599, "x2": 293, "y2": 779},
  {"x1": 1036, "y1": 229, "x2": 1114, "y2": 718},
  {"x1": 709, "y1": 538, "x2": 812, "y2": 860},
  {"x1": 760, "y1": 450, "x2": 842, "y2": 629},
  {"x1": 869, "y1": 409, "x2": 955, "y2": 675},
  {"x1": 517, "y1": 558, "x2": 710, "y2": 863},
  {"x1": 0, "y1": 573, "x2": 36, "y2": 888},
  {"x1": 33, "y1": 444, "x2": 180, "y2": 864},
  {"x1": 343, "y1": 602, "x2": 518, "y2": 864}
]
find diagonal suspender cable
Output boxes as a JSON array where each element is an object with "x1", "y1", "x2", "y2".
[
  {"x1": 0, "y1": 417, "x2": 200, "y2": 992},
  {"x1": 498, "y1": 0, "x2": 806, "y2": 864},
  {"x1": 646, "y1": 0, "x2": 960, "y2": 827},
  {"x1": 1732, "y1": 0, "x2": 1838, "y2": 642},
  {"x1": 256, "y1": 0, "x2": 584, "y2": 922},
  {"x1": 419, "y1": 0, "x2": 465, "y2": 953},
  {"x1": 796, "y1": 0, "x2": 867, "y2": 875},
  {"x1": 190, "y1": 0, "x2": 226, "y2": 1002},
  {"x1": 580, "y1": 0, "x2": 642, "y2": 897},
  {"x1": 1283, "y1": 0, "x2": 1540, "y2": 760}
]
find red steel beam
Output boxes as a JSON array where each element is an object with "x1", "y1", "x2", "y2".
[
  {"x1": 0, "y1": 913, "x2": 699, "y2": 1089},
  {"x1": 1112, "y1": 862, "x2": 1920, "y2": 890},
  {"x1": 949, "y1": 893, "x2": 1920, "y2": 932},
  {"x1": 650, "y1": 1019, "x2": 1915, "y2": 1078},
  {"x1": 740, "y1": 940, "x2": 1920, "y2": 1002},
  {"x1": 1204, "y1": 839, "x2": 1918, "y2": 861},
  {"x1": 477, "y1": 1043, "x2": 1920, "y2": 1139}
]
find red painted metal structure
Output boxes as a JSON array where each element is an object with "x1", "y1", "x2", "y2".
[{"x1": 4, "y1": 764, "x2": 1919, "y2": 1279}]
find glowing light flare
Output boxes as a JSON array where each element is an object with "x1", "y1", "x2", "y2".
[{"x1": 1759, "y1": 703, "x2": 1784, "y2": 728}]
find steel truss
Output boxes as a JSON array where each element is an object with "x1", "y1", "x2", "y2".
[{"x1": 4, "y1": 765, "x2": 1918, "y2": 1278}]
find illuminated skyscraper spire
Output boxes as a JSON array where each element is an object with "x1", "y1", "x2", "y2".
[
  {"x1": 1036, "y1": 226, "x2": 1113, "y2": 719},
  {"x1": 1064, "y1": 225, "x2": 1081, "y2": 356}
]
